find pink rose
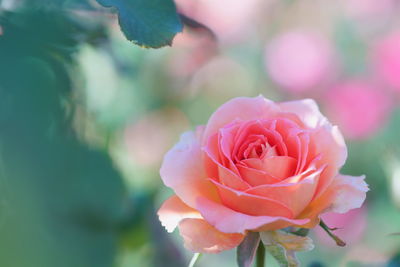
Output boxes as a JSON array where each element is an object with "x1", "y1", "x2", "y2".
[{"x1": 158, "y1": 96, "x2": 368, "y2": 253}]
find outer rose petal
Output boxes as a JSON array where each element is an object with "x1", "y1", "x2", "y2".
[
  {"x1": 327, "y1": 174, "x2": 369, "y2": 213},
  {"x1": 196, "y1": 197, "x2": 310, "y2": 234},
  {"x1": 278, "y1": 99, "x2": 348, "y2": 168},
  {"x1": 210, "y1": 179, "x2": 294, "y2": 217},
  {"x1": 279, "y1": 99, "x2": 348, "y2": 197},
  {"x1": 160, "y1": 128, "x2": 219, "y2": 207},
  {"x1": 278, "y1": 99, "x2": 329, "y2": 129},
  {"x1": 310, "y1": 126, "x2": 348, "y2": 197},
  {"x1": 179, "y1": 218, "x2": 244, "y2": 253},
  {"x1": 202, "y1": 96, "x2": 277, "y2": 143},
  {"x1": 157, "y1": 195, "x2": 202, "y2": 233},
  {"x1": 298, "y1": 174, "x2": 368, "y2": 228},
  {"x1": 245, "y1": 166, "x2": 325, "y2": 216}
]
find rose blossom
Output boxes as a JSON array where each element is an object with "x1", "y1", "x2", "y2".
[{"x1": 158, "y1": 96, "x2": 368, "y2": 253}]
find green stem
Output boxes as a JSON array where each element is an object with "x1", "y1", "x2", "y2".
[
  {"x1": 319, "y1": 220, "x2": 346, "y2": 247},
  {"x1": 256, "y1": 242, "x2": 266, "y2": 267},
  {"x1": 188, "y1": 253, "x2": 201, "y2": 267}
]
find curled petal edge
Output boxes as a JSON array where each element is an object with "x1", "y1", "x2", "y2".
[{"x1": 196, "y1": 196, "x2": 310, "y2": 234}]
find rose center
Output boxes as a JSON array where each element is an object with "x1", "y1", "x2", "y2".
[{"x1": 236, "y1": 135, "x2": 279, "y2": 162}]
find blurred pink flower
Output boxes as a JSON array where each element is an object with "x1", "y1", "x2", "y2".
[
  {"x1": 372, "y1": 31, "x2": 400, "y2": 91},
  {"x1": 343, "y1": 0, "x2": 395, "y2": 20},
  {"x1": 315, "y1": 206, "x2": 367, "y2": 247},
  {"x1": 325, "y1": 80, "x2": 391, "y2": 140},
  {"x1": 265, "y1": 30, "x2": 335, "y2": 93},
  {"x1": 175, "y1": 0, "x2": 262, "y2": 42}
]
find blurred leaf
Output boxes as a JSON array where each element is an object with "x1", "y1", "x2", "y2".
[
  {"x1": 291, "y1": 228, "x2": 310, "y2": 237},
  {"x1": 308, "y1": 262, "x2": 325, "y2": 267},
  {"x1": 334, "y1": 20, "x2": 367, "y2": 75},
  {"x1": 388, "y1": 253, "x2": 400, "y2": 267},
  {"x1": 96, "y1": 0, "x2": 182, "y2": 48},
  {"x1": 148, "y1": 205, "x2": 186, "y2": 267},
  {"x1": 260, "y1": 231, "x2": 314, "y2": 267},
  {"x1": 119, "y1": 193, "x2": 153, "y2": 249},
  {"x1": 0, "y1": 8, "x2": 107, "y2": 63},
  {"x1": 179, "y1": 13, "x2": 216, "y2": 40},
  {"x1": 23, "y1": 0, "x2": 95, "y2": 9},
  {"x1": 237, "y1": 232, "x2": 260, "y2": 267},
  {"x1": 0, "y1": 8, "x2": 129, "y2": 267}
]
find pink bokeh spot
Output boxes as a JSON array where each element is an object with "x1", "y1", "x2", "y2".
[
  {"x1": 315, "y1": 206, "x2": 367, "y2": 247},
  {"x1": 265, "y1": 30, "x2": 334, "y2": 93},
  {"x1": 325, "y1": 81, "x2": 391, "y2": 140},
  {"x1": 372, "y1": 31, "x2": 400, "y2": 91},
  {"x1": 175, "y1": 0, "x2": 261, "y2": 42}
]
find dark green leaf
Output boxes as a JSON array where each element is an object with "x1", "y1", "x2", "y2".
[{"x1": 96, "y1": 0, "x2": 182, "y2": 48}]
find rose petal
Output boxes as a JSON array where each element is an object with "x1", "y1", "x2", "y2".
[
  {"x1": 245, "y1": 167, "x2": 325, "y2": 216},
  {"x1": 158, "y1": 195, "x2": 202, "y2": 233},
  {"x1": 178, "y1": 218, "x2": 244, "y2": 253},
  {"x1": 204, "y1": 134, "x2": 250, "y2": 190},
  {"x1": 242, "y1": 156, "x2": 297, "y2": 180},
  {"x1": 217, "y1": 164, "x2": 250, "y2": 190},
  {"x1": 237, "y1": 164, "x2": 281, "y2": 186},
  {"x1": 233, "y1": 120, "x2": 288, "y2": 157},
  {"x1": 196, "y1": 197, "x2": 310, "y2": 234},
  {"x1": 327, "y1": 174, "x2": 369, "y2": 213},
  {"x1": 262, "y1": 156, "x2": 298, "y2": 179},
  {"x1": 297, "y1": 174, "x2": 368, "y2": 228},
  {"x1": 295, "y1": 132, "x2": 310, "y2": 174},
  {"x1": 202, "y1": 96, "x2": 277, "y2": 144},
  {"x1": 278, "y1": 99, "x2": 328, "y2": 129},
  {"x1": 308, "y1": 126, "x2": 348, "y2": 198},
  {"x1": 209, "y1": 179, "x2": 294, "y2": 217},
  {"x1": 160, "y1": 129, "x2": 219, "y2": 208}
]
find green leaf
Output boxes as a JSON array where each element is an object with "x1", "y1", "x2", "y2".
[
  {"x1": 237, "y1": 232, "x2": 260, "y2": 267},
  {"x1": 96, "y1": 0, "x2": 183, "y2": 48},
  {"x1": 260, "y1": 231, "x2": 314, "y2": 267}
]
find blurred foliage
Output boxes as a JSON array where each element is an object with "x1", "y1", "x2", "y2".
[
  {"x1": 0, "y1": 4, "x2": 186, "y2": 267},
  {"x1": 0, "y1": 8, "x2": 127, "y2": 267}
]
